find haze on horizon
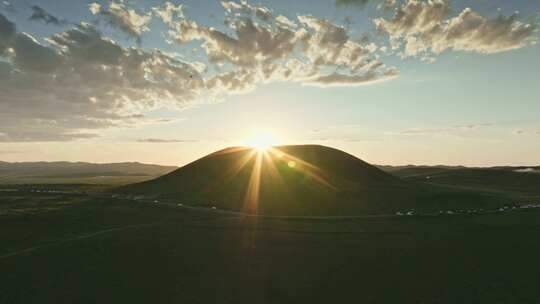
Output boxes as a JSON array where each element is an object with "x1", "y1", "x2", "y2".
[{"x1": 1, "y1": 0, "x2": 539, "y2": 167}]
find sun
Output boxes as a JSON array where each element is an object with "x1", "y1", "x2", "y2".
[{"x1": 244, "y1": 133, "x2": 279, "y2": 151}]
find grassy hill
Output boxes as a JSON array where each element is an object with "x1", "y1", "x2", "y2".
[
  {"x1": 119, "y1": 145, "x2": 522, "y2": 215},
  {"x1": 0, "y1": 161, "x2": 177, "y2": 185}
]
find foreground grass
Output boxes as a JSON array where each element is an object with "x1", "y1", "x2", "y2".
[{"x1": 1, "y1": 191, "x2": 540, "y2": 304}]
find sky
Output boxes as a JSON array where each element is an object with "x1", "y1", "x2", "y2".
[{"x1": 0, "y1": 0, "x2": 539, "y2": 166}]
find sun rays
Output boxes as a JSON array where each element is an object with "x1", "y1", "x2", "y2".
[{"x1": 220, "y1": 144, "x2": 336, "y2": 215}]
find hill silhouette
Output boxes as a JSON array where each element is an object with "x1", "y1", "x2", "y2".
[{"x1": 119, "y1": 145, "x2": 513, "y2": 215}]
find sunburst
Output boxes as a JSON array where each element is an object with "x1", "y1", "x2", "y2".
[{"x1": 221, "y1": 135, "x2": 336, "y2": 215}]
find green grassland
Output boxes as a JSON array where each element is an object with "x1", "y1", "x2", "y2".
[
  {"x1": 0, "y1": 161, "x2": 176, "y2": 185},
  {"x1": 1, "y1": 188, "x2": 540, "y2": 303},
  {"x1": 1, "y1": 147, "x2": 539, "y2": 303}
]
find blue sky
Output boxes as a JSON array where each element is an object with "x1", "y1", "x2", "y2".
[{"x1": 0, "y1": 0, "x2": 539, "y2": 166}]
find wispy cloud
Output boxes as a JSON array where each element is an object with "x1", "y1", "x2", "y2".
[
  {"x1": 453, "y1": 123, "x2": 494, "y2": 129},
  {"x1": 0, "y1": 149, "x2": 23, "y2": 154},
  {"x1": 336, "y1": 0, "x2": 370, "y2": 7},
  {"x1": 137, "y1": 138, "x2": 199, "y2": 143},
  {"x1": 336, "y1": 0, "x2": 396, "y2": 10},
  {"x1": 394, "y1": 122, "x2": 495, "y2": 136}
]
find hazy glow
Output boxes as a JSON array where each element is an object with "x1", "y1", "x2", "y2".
[{"x1": 243, "y1": 133, "x2": 280, "y2": 151}]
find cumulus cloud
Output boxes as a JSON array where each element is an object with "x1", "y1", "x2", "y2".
[
  {"x1": 374, "y1": 0, "x2": 536, "y2": 58},
  {"x1": 89, "y1": 2, "x2": 152, "y2": 40},
  {"x1": 0, "y1": 1, "x2": 397, "y2": 142},
  {"x1": 0, "y1": 14, "x2": 214, "y2": 142},
  {"x1": 275, "y1": 15, "x2": 297, "y2": 29},
  {"x1": 29, "y1": 5, "x2": 67, "y2": 26},
  {"x1": 163, "y1": 1, "x2": 396, "y2": 88},
  {"x1": 152, "y1": 2, "x2": 184, "y2": 26}
]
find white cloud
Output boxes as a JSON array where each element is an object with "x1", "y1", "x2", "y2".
[
  {"x1": 374, "y1": 0, "x2": 536, "y2": 57},
  {"x1": 0, "y1": 1, "x2": 399, "y2": 142},
  {"x1": 152, "y1": 2, "x2": 183, "y2": 26},
  {"x1": 275, "y1": 15, "x2": 297, "y2": 29},
  {"x1": 89, "y1": 2, "x2": 152, "y2": 40},
  {"x1": 165, "y1": 1, "x2": 396, "y2": 88},
  {"x1": 0, "y1": 17, "x2": 212, "y2": 142},
  {"x1": 88, "y1": 3, "x2": 100, "y2": 15}
]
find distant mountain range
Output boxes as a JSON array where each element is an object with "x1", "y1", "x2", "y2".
[
  {"x1": 0, "y1": 161, "x2": 177, "y2": 185},
  {"x1": 377, "y1": 164, "x2": 540, "y2": 196}
]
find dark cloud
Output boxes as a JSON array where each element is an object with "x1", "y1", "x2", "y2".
[
  {"x1": 0, "y1": 13, "x2": 16, "y2": 54},
  {"x1": 306, "y1": 69, "x2": 397, "y2": 87},
  {"x1": 336, "y1": 0, "x2": 370, "y2": 7},
  {"x1": 13, "y1": 33, "x2": 63, "y2": 72},
  {"x1": 29, "y1": 5, "x2": 67, "y2": 26}
]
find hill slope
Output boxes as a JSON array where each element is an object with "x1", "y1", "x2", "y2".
[{"x1": 119, "y1": 145, "x2": 513, "y2": 216}]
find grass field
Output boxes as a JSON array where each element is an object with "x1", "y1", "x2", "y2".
[{"x1": 1, "y1": 187, "x2": 540, "y2": 304}]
